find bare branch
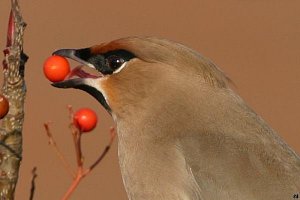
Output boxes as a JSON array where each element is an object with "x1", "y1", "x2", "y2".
[
  {"x1": 0, "y1": 0, "x2": 27, "y2": 198},
  {"x1": 45, "y1": 106, "x2": 116, "y2": 199}
]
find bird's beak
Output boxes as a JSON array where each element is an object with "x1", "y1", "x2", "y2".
[
  {"x1": 50, "y1": 48, "x2": 111, "y2": 112},
  {"x1": 51, "y1": 48, "x2": 102, "y2": 89},
  {"x1": 52, "y1": 48, "x2": 95, "y2": 69}
]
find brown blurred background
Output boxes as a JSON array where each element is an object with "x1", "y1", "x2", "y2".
[{"x1": 0, "y1": 0, "x2": 299, "y2": 199}]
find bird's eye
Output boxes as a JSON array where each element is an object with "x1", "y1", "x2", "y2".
[{"x1": 106, "y1": 55, "x2": 125, "y2": 70}]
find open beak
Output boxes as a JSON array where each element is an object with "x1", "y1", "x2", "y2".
[
  {"x1": 51, "y1": 48, "x2": 102, "y2": 89},
  {"x1": 52, "y1": 48, "x2": 95, "y2": 69},
  {"x1": 50, "y1": 48, "x2": 111, "y2": 112}
]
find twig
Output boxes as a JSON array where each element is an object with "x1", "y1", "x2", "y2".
[
  {"x1": 43, "y1": 123, "x2": 75, "y2": 178},
  {"x1": 61, "y1": 169, "x2": 84, "y2": 200},
  {"x1": 67, "y1": 105, "x2": 84, "y2": 167},
  {"x1": 29, "y1": 167, "x2": 37, "y2": 200},
  {"x1": 44, "y1": 106, "x2": 116, "y2": 200},
  {"x1": 87, "y1": 127, "x2": 116, "y2": 172},
  {"x1": 61, "y1": 114, "x2": 116, "y2": 200},
  {"x1": 74, "y1": 129, "x2": 83, "y2": 167}
]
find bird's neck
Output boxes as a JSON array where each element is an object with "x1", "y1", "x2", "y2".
[{"x1": 117, "y1": 129, "x2": 201, "y2": 200}]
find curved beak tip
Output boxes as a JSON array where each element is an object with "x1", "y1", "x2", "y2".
[
  {"x1": 51, "y1": 81, "x2": 66, "y2": 88},
  {"x1": 52, "y1": 49, "x2": 75, "y2": 57}
]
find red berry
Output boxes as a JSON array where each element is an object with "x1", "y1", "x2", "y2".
[
  {"x1": 43, "y1": 55, "x2": 70, "y2": 82},
  {"x1": 73, "y1": 108, "x2": 98, "y2": 133},
  {"x1": 0, "y1": 94, "x2": 9, "y2": 119}
]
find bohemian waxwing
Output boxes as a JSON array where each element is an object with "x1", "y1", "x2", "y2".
[{"x1": 52, "y1": 36, "x2": 300, "y2": 200}]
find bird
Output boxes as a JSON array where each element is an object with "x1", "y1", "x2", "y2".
[{"x1": 52, "y1": 36, "x2": 300, "y2": 200}]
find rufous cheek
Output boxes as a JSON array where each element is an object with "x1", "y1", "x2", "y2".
[{"x1": 99, "y1": 77, "x2": 121, "y2": 112}]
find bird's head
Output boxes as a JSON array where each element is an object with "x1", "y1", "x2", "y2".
[{"x1": 52, "y1": 37, "x2": 229, "y2": 120}]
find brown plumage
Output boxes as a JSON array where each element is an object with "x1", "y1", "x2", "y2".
[{"x1": 53, "y1": 36, "x2": 300, "y2": 200}]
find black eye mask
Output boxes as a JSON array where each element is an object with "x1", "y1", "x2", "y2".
[{"x1": 86, "y1": 49, "x2": 135, "y2": 75}]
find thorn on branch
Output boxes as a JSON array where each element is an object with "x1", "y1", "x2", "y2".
[{"x1": 6, "y1": 10, "x2": 15, "y2": 48}]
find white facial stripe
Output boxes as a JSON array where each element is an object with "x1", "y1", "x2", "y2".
[
  {"x1": 83, "y1": 77, "x2": 110, "y2": 105},
  {"x1": 113, "y1": 62, "x2": 127, "y2": 74},
  {"x1": 87, "y1": 63, "x2": 96, "y2": 69}
]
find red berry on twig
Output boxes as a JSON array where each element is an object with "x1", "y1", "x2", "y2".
[{"x1": 73, "y1": 108, "x2": 98, "y2": 133}]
